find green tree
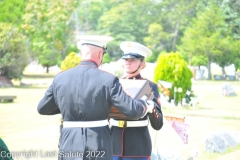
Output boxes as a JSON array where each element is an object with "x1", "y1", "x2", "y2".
[
  {"x1": 215, "y1": 0, "x2": 240, "y2": 40},
  {"x1": 61, "y1": 52, "x2": 81, "y2": 71},
  {"x1": 98, "y1": 0, "x2": 152, "y2": 43},
  {"x1": 154, "y1": 52, "x2": 192, "y2": 105},
  {"x1": 195, "y1": 0, "x2": 240, "y2": 40},
  {"x1": 233, "y1": 40, "x2": 240, "y2": 70},
  {"x1": 189, "y1": 55, "x2": 208, "y2": 69},
  {"x1": 234, "y1": 58, "x2": 240, "y2": 71},
  {"x1": 22, "y1": 0, "x2": 78, "y2": 68},
  {"x1": 38, "y1": 48, "x2": 62, "y2": 73},
  {"x1": 0, "y1": 23, "x2": 29, "y2": 79},
  {"x1": 97, "y1": 0, "x2": 200, "y2": 60},
  {"x1": 144, "y1": 22, "x2": 167, "y2": 62},
  {"x1": 98, "y1": 0, "x2": 155, "y2": 59},
  {"x1": 0, "y1": 0, "x2": 30, "y2": 80},
  {"x1": 75, "y1": 0, "x2": 119, "y2": 60},
  {"x1": 178, "y1": 3, "x2": 226, "y2": 80},
  {"x1": 76, "y1": 0, "x2": 108, "y2": 33},
  {"x1": 0, "y1": 0, "x2": 28, "y2": 25},
  {"x1": 149, "y1": 0, "x2": 199, "y2": 52},
  {"x1": 212, "y1": 36, "x2": 240, "y2": 76}
]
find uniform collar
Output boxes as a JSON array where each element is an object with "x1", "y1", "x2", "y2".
[
  {"x1": 125, "y1": 74, "x2": 142, "y2": 80},
  {"x1": 80, "y1": 60, "x2": 98, "y2": 68}
]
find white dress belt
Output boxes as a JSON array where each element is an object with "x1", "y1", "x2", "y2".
[
  {"x1": 63, "y1": 119, "x2": 108, "y2": 128},
  {"x1": 109, "y1": 118, "x2": 148, "y2": 128}
]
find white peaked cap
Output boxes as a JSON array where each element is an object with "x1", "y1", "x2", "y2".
[
  {"x1": 120, "y1": 41, "x2": 152, "y2": 58},
  {"x1": 77, "y1": 35, "x2": 113, "y2": 49}
]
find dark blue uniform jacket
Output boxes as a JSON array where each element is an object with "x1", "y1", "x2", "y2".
[{"x1": 111, "y1": 74, "x2": 163, "y2": 158}]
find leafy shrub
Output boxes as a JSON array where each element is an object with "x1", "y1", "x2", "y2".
[
  {"x1": 60, "y1": 52, "x2": 81, "y2": 71},
  {"x1": 154, "y1": 52, "x2": 193, "y2": 105},
  {"x1": 102, "y1": 53, "x2": 111, "y2": 64}
]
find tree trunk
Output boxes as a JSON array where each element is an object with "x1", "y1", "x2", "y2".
[
  {"x1": 46, "y1": 66, "x2": 49, "y2": 73},
  {"x1": 172, "y1": 20, "x2": 180, "y2": 52},
  {"x1": 62, "y1": 48, "x2": 66, "y2": 60},
  {"x1": 221, "y1": 66, "x2": 226, "y2": 77},
  {"x1": 207, "y1": 58, "x2": 212, "y2": 80}
]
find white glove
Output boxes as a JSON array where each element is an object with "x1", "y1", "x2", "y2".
[
  {"x1": 140, "y1": 95, "x2": 154, "y2": 113},
  {"x1": 146, "y1": 100, "x2": 154, "y2": 113},
  {"x1": 139, "y1": 99, "x2": 155, "y2": 118},
  {"x1": 140, "y1": 95, "x2": 148, "y2": 101}
]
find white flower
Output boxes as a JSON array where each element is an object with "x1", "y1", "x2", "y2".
[
  {"x1": 186, "y1": 90, "x2": 191, "y2": 95},
  {"x1": 178, "y1": 87, "x2": 182, "y2": 92}
]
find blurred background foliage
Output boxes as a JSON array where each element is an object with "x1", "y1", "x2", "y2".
[{"x1": 0, "y1": 0, "x2": 240, "y2": 80}]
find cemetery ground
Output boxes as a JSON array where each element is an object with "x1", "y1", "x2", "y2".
[{"x1": 0, "y1": 73, "x2": 240, "y2": 160}]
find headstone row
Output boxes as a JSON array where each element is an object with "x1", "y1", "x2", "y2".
[{"x1": 205, "y1": 130, "x2": 240, "y2": 153}]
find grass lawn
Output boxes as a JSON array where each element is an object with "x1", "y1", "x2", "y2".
[
  {"x1": 0, "y1": 75, "x2": 59, "y2": 160},
  {"x1": 0, "y1": 74, "x2": 240, "y2": 160}
]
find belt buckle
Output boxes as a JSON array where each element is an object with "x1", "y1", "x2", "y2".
[{"x1": 118, "y1": 120, "x2": 127, "y2": 128}]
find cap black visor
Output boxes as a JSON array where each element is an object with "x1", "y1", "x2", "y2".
[{"x1": 121, "y1": 53, "x2": 144, "y2": 59}]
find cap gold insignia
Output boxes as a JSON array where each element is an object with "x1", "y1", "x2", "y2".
[{"x1": 127, "y1": 42, "x2": 132, "y2": 48}]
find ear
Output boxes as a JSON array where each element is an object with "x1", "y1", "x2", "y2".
[
  {"x1": 98, "y1": 49, "x2": 103, "y2": 59},
  {"x1": 141, "y1": 61, "x2": 146, "y2": 69}
]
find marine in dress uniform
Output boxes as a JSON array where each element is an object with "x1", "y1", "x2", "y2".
[
  {"x1": 110, "y1": 41, "x2": 164, "y2": 160},
  {"x1": 37, "y1": 36, "x2": 154, "y2": 160}
]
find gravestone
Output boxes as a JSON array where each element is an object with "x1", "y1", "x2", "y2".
[
  {"x1": 226, "y1": 75, "x2": 236, "y2": 81},
  {"x1": 214, "y1": 75, "x2": 225, "y2": 80},
  {"x1": 219, "y1": 132, "x2": 238, "y2": 147},
  {"x1": 222, "y1": 83, "x2": 236, "y2": 96},
  {"x1": 205, "y1": 134, "x2": 226, "y2": 153},
  {"x1": 229, "y1": 131, "x2": 240, "y2": 144}
]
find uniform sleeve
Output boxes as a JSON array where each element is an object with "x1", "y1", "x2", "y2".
[
  {"x1": 37, "y1": 82, "x2": 60, "y2": 115},
  {"x1": 109, "y1": 77, "x2": 147, "y2": 119},
  {"x1": 148, "y1": 83, "x2": 163, "y2": 130},
  {"x1": 0, "y1": 138, "x2": 13, "y2": 160}
]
